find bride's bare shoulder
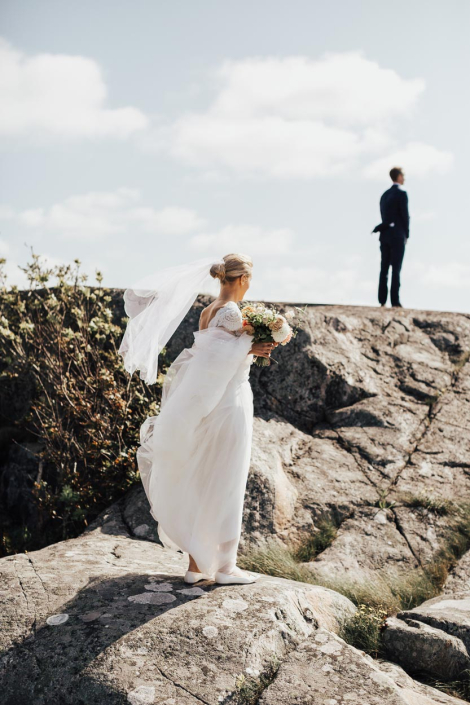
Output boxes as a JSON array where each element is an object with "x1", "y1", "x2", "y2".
[
  {"x1": 199, "y1": 302, "x2": 221, "y2": 330},
  {"x1": 199, "y1": 305, "x2": 211, "y2": 330}
]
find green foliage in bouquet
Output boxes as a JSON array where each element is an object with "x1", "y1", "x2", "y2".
[{"x1": 0, "y1": 249, "x2": 164, "y2": 556}]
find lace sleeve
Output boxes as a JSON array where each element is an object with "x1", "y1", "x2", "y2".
[{"x1": 214, "y1": 302, "x2": 243, "y2": 334}]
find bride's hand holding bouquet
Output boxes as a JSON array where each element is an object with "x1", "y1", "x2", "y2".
[{"x1": 241, "y1": 302, "x2": 297, "y2": 367}]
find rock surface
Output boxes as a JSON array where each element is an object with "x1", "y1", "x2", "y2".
[
  {"x1": 383, "y1": 616, "x2": 470, "y2": 680},
  {"x1": 259, "y1": 629, "x2": 463, "y2": 705},
  {"x1": 0, "y1": 496, "x2": 356, "y2": 704},
  {"x1": 383, "y1": 593, "x2": 470, "y2": 680},
  {"x1": 119, "y1": 303, "x2": 470, "y2": 695},
  {"x1": 2, "y1": 301, "x2": 470, "y2": 700},
  {"x1": 2, "y1": 497, "x2": 465, "y2": 704},
  {"x1": 445, "y1": 552, "x2": 470, "y2": 594},
  {"x1": 126, "y1": 303, "x2": 470, "y2": 587}
]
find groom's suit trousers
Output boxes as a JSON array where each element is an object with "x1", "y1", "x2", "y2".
[{"x1": 378, "y1": 234, "x2": 406, "y2": 307}]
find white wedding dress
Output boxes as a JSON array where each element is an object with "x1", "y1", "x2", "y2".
[{"x1": 136, "y1": 301, "x2": 254, "y2": 576}]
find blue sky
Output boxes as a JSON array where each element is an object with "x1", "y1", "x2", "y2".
[{"x1": 1, "y1": 0, "x2": 469, "y2": 312}]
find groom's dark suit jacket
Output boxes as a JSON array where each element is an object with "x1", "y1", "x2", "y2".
[{"x1": 379, "y1": 184, "x2": 410, "y2": 241}]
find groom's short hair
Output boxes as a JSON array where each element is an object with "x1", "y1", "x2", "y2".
[{"x1": 389, "y1": 167, "x2": 403, "y2": 182}]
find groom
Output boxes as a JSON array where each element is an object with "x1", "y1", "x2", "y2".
[{"x1": 374, "y1": 167, "x2": 410, "y2": 308}]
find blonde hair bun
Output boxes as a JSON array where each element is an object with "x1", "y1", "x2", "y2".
[
  {"x1": 210, "y1": 253, "x2": 253, "y2": 285},
  {"x1": 210, "y1": 262, "x2": 226, "y2": 281}
]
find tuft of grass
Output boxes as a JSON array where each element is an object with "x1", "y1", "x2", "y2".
[
  {"x1": 239, "y1": 503, "x2": 470, "y2": 664},
  {"x1": 389, "y1": 570, "x2": 439, "y2": 611},
  {"x1": 339, "y1": 604, "x2": 388, "y2": 658},
  {"x1": 452, "y1": 350, "x2": 470, "y2": 373},
  {"x1": 403, "y1": 493, "x2": 455, "y2": 516},
  {"x1": 234, "y1": 654, "x2": 281, "y2": 704},
  {"x1": 239, "y1": 536, "x2": 438, "y2": 612},
  {"x1": 423, "y1": 502, "x2": 470, "y2": 590},
  {"x1": 423, "y1": 393, "x2": 441, "y2": 408},
  {"x1": 292, "y1": 517, "x2": 338, "y2": 562},
  {"x1": 239, "y1": 537, "x2": 314, "y2": 583},
  {"x1": 238, "y1": 537, "x2": 439, "y2": 659},
  {"x1": 417, "y1": 670, "x2": 470, "y2": 701},
  {"x1": 373, "y1": 489, "x2": 396, "y2": 511}
]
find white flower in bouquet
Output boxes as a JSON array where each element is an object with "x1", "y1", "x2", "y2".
[
  {"x1": 240, "y1": 302, "x2": 298, "y2": 365},
  {"x1": 272, "y1": 322, "x2": 291, "y2": 343},
  {"x1": 268, "y1": 315, "x2": 292, "y2": 343}
]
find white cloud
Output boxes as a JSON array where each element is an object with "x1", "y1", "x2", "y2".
[
  {"x1": 211, "y1": 53, "x2": 425, "y2": 125},
  {"x1": 410, "y1": 262, "x2": 470, "y2": 290},
  {"x1": 131, "y1": 206, "x2": 206, "y2": 234},
  {"x1": 171, "y1": 114, "x2": 363, "y2": 178},
  {"x1": 0, "y1": 205, "x2": 15, "y2": 220},
  {"x1": 256, "y1": 262, "x2": 376, "y2": 304},
  {"x1": 413, "y1": 211, "x2": 437, "y2": 223},
  {"x1": 363, "y1": 142, "x2": 454, "y2": 180},
  {"x1": 0, "y1": 38, "x2": 148, "y2": 139},
  {"x1": 0, "y1": 238, "x2": 10, "y2": 256},
  {"x1": 1, "y1": 188, "x2": 206, "y2": 240},
  {"x1": 189, "y1": 224, "x2": 295, "y2": 255},
  {"x1": 150, "y1": 51, "x2": 450, "y2": 180}
]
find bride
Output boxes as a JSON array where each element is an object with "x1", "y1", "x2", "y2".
[{"x1": 118, "y1": 253, "x2": 275, "y2": 585}]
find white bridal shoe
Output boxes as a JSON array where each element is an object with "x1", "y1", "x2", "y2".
[
  {"x1": 214, "y1": 566, "x2": 259, "y2": 585},
  {"x1": 184, "y1": 570, "x2": 212, "y2": 584}
]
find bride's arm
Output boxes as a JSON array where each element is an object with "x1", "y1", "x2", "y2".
[
  {"x1": 249, "y1": 341, "x2": 275, "y2": 358},
  {"x1": 199, "y1": 303, "x2": 274, "y2": 359},
  {"x1": 222, "y1": 326, "x2": 275, "y2": 359}
]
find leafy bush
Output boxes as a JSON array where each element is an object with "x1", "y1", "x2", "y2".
[{"x1": 0, "y1": 250, "x2": 164, "y2": 555}]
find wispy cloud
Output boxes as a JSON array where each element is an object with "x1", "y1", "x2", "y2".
[
  {"x1": 0, "y1": 38, "x2": 148, "y2": 139},
  {"x1": 189, "y1": 224, "x2": 295, "y2": 256},
  {"x1": 363, "y1": 142, "x2": 453, "y2": 180},
  {"x1": 254, "y1": 261, "x2": 376, "y2": 304},
  {"x1": 409, "y1": 261, "x2": 470, "y2": 290},
  {"x1": 0, "y1": 188, "x2": 206, "y2": 240},
  {"x1": 412, "y1": 210, "x2": 438, "y2": 223},
  {"x1": 145, "y1": 52, "x2": 451, "y2": 181}
]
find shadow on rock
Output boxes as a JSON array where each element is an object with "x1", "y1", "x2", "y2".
[{"x1": 1, "y1": 571, "x2": 218, "y2": 705}]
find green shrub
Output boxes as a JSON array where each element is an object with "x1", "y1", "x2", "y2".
[
  {"x1": 0, "y1": 250, "x2": 164, "y2": 555},
  {"x1": 339, "y1": 604, "x2": 388, "y2": 658}
]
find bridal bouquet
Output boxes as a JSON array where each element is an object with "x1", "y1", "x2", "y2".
[{"x1": 240, "y1": 302, "x2": 297, "y2": 367}]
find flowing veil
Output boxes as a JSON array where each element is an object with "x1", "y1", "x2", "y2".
[
  {"x1": 118, "y1": 256, "x2": 224, "y2": 385},
  {"x1": 118, "y1": 255, "x2": 256, "y2": 575}
]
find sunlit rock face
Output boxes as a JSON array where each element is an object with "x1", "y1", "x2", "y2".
[
  {"x1": 0, "y1": 500, "x2": 355, "y2": 704},
  {"x1": 129, "y1": 302, "x2": 470, "y2": 584},
  {"x1": 0, "y1": 498, "x2": 463, "y2": 705},
  {"x1": 2, "y1": 302, "x2": 470, "y2": 702}
]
